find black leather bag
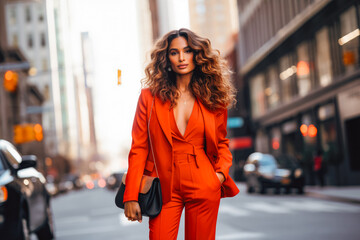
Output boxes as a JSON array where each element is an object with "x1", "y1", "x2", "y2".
[
  {"x1": 115, "y1": 97, "x2": 162, "y2": 217},
  {"x1": 115, "y1": 174, "x2": 162, "y2": 217}
]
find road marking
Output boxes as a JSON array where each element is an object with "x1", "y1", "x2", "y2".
[
  {"x1": 219, "y1": 204, "x2": 250, "y2": 216},
  {"x1": 245, "y1": 202, "x2": 291, "y2": 214},
  {"x1": 217, "y1": 232, "x2": 264, "y2": 239},
  {"x1": 282, "y1": 200, "x2": 360, "y2": 213},
  {"x1": 91, "y1": 207, "x2": 119, "y2": 216},
  {"x1": 56, "y1": 225, "x2": 118, "y2": 237},
  {"x1": 55, "y1": 216, "x2": 89, "y2": 225}
]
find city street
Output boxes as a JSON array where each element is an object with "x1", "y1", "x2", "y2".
[{"x1": 49, "y1": 184, "x2": 360, "y2": 240}]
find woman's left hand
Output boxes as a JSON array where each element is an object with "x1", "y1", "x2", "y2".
[{"x1": 216, "y1": 172, "x2": 225, "y2": 184}]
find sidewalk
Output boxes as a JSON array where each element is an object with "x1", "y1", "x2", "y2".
[
  {"x1": 305, "y1": 185, "x2": 360, "y2": 204},
  {"x1": 237, "y1": 182, "x2": 360, "y2": 204}
]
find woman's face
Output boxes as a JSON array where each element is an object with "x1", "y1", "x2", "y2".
[{"x1": 168, "y1": 36, "x2": 195, "y2": 76}]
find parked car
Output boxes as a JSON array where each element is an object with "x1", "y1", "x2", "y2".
[
  {"x1": 0, "y1": 140, "x2": 54, "y2": 239},
  {"x1": 244, "y1": 152, "x2": 305, "y2": 194},
  {"x1": 106, "y1": 172, "x2": 124, "y2": 190},
  {"x1": 58, "y1": 173, "x2": 84, "y2": 194}
]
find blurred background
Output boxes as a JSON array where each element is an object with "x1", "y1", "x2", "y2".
[{"x1": 0, "y1": 0, "x2": 360, "y2": 239}]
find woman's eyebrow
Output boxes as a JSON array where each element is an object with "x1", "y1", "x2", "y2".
[{"x1": 169, "y1": 46, "x2": 190, "y2": 52}]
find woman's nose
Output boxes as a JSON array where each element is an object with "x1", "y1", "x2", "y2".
[{"x1": 179, "y1": 52, "x2": 185, "y2": 62}]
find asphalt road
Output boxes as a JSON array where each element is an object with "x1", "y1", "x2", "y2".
[{"x1": 50, "y1": 184, "x2": 360, "y2": 240}]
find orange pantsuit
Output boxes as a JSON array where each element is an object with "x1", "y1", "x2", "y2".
[{"x1": 123, "y1": 89, "x2": 239, "y2": 239}]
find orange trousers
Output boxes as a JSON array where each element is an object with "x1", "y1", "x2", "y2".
[{"x1": 149, "y1": 153, "x2": 221, "y2": 240}]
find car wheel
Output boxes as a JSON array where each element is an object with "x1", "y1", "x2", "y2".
[
  {"x1": 36, "y1": 204, "x2": 55, "y2": 240},
  {"x1": 18, "y1": 209, "x2": 30, "y2": 240},
  {"x1": 297, "y1": 187, "x2": 304, "y2": 195}
]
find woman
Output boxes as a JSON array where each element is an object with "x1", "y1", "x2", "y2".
[{"x1": 123, "y1": 28, "x2": 239, "y2": 239}]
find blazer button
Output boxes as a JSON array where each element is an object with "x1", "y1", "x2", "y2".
[{"x1": 213, "y1": 155, "x2": 217, "y2": 159}]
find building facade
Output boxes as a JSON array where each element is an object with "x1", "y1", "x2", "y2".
[
  {"x1": 237, "y1": 0, "x2": 360, "y2": 185},
  {"x1": 188, "y1": 0, "x2": 238, "y2": 56},
  {"x1": 5, "y1": 0, "x2": 57, "y2": 156}
]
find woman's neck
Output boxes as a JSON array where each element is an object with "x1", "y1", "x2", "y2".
[{"x1": 176, "y1": 73, "x2": 192, "y2": 93}]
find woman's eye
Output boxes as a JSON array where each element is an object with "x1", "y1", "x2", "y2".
[
  {"x1": 185, "y1": 49, "x2": 192, "y2": 53},
  {"x1": 170, "y1": 52, "x2": 177, "y2": 56}
]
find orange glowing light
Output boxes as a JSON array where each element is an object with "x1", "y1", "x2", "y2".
[
  {"x1": 300, "y1": 124, "x2": 308, "y2": 136},
  {"x1": 3, "y1": 70, "x2": 18, "y2": 92},
  {"x1": 45, "y1": 157, "x2": 52, "y2": 167},
  {"x1": 34, "y1": 124, "x2": 43, "y2": 141},
  {"x1": 86, "y1": 181, "x2": 94, "y2": 190},
  {"x1": 308, "y1": 124, "x2": 317, "y2": 137},
  {"x1": 98, "y1": 178, "x2": 106, "y2": 188},
  {"x1": 272, "y1": 139, "x2": 280, "y2": 150},
  {"x1": 117, "y1": 69, "x2": 122, "y2": 85},
  {"x1": 296, "y1": 61, "x2": 310, "y2": 76},
  {"x1": 0, "y1": 186, "x2": 8, "y2": 201}
]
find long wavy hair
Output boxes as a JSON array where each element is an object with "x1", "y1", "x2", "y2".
[{"x1": 142, "y1": 28, "x2": 236, "y2": 111}]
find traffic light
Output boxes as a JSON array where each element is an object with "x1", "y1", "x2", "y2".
[
  {"x1": 13, "y1": 125, "x2": 24, "y2": 144},
  {"x1": 3, "y1": 70, "x2": 18, "y2": 92},
  {"x1": 13, "y1": 124, "x2": 44, "y2": 144},
  {"x1": 34, "y1": 124, "x2": 43, "y2": 141}
]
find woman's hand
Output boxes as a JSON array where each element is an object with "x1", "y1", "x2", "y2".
[
  {"x1": 124, "y1": 201, "x2": 142, "y2": 223},
  {"x1": 216, "y1": 172, "x2": 225, "y2": 184}
]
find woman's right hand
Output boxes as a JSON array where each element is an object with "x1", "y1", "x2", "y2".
[{"x1": 124, "y1": 201, "x2": 142, "y2": 223}]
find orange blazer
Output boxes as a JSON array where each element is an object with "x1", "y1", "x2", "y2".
[{"x1": 123, "y1": 88, "x2": 239, "y2": 204}]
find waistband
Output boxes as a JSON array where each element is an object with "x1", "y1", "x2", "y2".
[{"x1": 173, "y1": 145, "x2": 205, "y2": 168}]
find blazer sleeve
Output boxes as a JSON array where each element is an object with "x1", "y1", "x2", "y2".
[
  {"x1": 213, "y1": 109, "x2": 232, "y2": 181},
  {"x1": 123, "y1": 89, "x2": 150, "y2": 203}
]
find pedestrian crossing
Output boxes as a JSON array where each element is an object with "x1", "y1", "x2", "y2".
[{"x1": 219, "y1": 199, "x2": 360, "y2": 217}]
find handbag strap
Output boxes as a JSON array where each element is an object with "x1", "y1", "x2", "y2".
[{"x1": 148, "y1": 96, "x2": 159, "y2": 178}]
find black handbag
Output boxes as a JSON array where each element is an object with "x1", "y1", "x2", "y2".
[
  {"x1": 115, "y1": 174, "x2": 162, "y2": 217},
  {"x1": 115, "y1": 97, "x2": 162, "y2": 217}
]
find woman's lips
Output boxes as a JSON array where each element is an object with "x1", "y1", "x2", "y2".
[{"x1": 177, "y1": 64, "x2": 188, "y2": 69}]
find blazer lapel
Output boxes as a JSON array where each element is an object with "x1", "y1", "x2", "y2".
[
  {"x1": 154, "y1": 96, "x2": 173, "y2": 146},
  {"x1": 198, "y1": 100, "x2": 217, "y2": 155}
]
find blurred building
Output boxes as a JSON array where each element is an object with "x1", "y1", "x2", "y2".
[
  {"x1": 148, "y1": 0, "x2": 190, "y2": 41},
  {"x1": 4, "y1": 0, "x2": 57, "y2": 157},
  {"x1": 188, "y1": 0, "x2": 238, "y2": 56},
  {"x1": 46, "y1": 0, "x2": 101, "y2": 175},
  {"x1": 236, "y1": 0, "x2": 360, "y2": 185}
]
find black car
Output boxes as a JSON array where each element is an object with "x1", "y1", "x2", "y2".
[
  {"x1": 0, "y1": 140, "x2": 54, "y2": 239},
  {"x1": 244, "y1": 152, "x2": 305, "y2": 194},
  {"x1": 106, "y1": 172, "x2": 124, "y2": 190}
]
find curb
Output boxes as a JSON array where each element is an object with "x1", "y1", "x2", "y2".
[{"x1": 306, "y1": 191, "x2": 360, "y2": 205}]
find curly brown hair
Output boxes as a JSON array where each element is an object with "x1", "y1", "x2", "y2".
[{"x1": 142, "y1": 28, "x2": 236, "y2": 111}]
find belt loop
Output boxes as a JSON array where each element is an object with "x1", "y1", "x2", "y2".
[{"x1": 192, "y1": 145, "x2": 199, "y2": 168}]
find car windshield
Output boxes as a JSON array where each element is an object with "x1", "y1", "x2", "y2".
[
  {"x1": 259, "y1": 155, "x2": 277, "y2": 167},
  {"x1": 275, "y1": 155, "x2": 298, "y2": 169}
]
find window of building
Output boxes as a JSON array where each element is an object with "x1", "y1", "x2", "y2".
[
  {"x1": 265, "y1": 65, "x2": 280, "y2": 110},
  {"x1": 279, "y1": 54, "x2": 296, "y2": 103},
  {"x1": 315, "y1": 26, "x2": 333, "y2": 87},
  {"x1": 255, "y1": 129, "x2": 269, "y2": 153},
  {"x1": 25, "y1": 6, "x2": 31, "y2": 22},
  {"x1": 250, "y1": 73, "x2": 266, "y2": 118},
  {"x1": 38, "y1": 5, "x2": 44, "y2": 22},
  {"x1": 12, "y1": 34, "x2": 19, "y2": 47},
  {"x1": 296, "y1": 41, "x2": 313, "y2": 96},
  {"x1": 339, "y1": 6, "x2": 359, "y2": 73},
  {"x1": 41, "y1": 33, "x2": 46, "y2": 47},
  {"x1": 27, "y1": 33, "x2": 33, "y2": 48},
  {"x1": 42, "y1": 58, "x2": 48, "y2": 71},
  {"x1": 9, "y1": 6, "x2": 17, "y2": 25}
]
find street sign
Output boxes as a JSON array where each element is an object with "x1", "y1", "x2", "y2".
[{"x1": 227, "y1": 117, "x2": 244, "y2": 128}]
